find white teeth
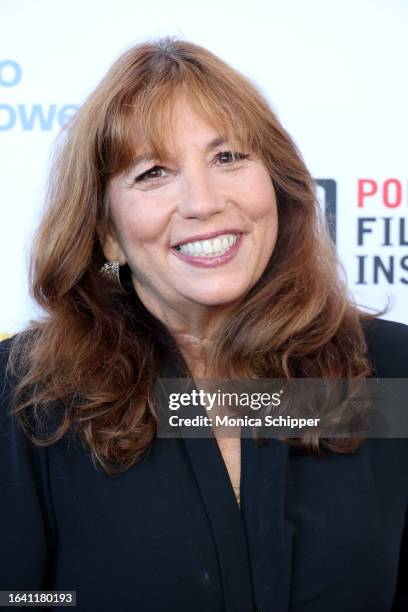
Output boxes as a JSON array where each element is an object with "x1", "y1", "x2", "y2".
[
  {"x1": 203, "y1": 240, "x2": 212, "y2": 255},
  {"x1": 213, "y1": 238, "x2": 222, "y2": 253},
  {"x1": 176, "y1": 233, "x2": 240, "y2": 257}
]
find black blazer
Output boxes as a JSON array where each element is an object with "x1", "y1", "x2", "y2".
[{"x1": 0, "y1": 318, "x2": 407, "y2": 612}]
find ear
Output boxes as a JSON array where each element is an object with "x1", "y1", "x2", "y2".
[{"x1": 101, "y1": 231, "x2": 127, "y2": 266}]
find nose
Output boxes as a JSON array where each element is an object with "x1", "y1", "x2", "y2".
[{"x1": 177, "y1": 166, "x2": 226, "y2": 220}]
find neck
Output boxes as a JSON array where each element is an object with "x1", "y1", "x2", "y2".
[
  {"x1": 172, "y1": 332, "x2": 209, "y2": 378},
  {"x1": 132, "y1": 280, "x2": 235, "y2": 377}
]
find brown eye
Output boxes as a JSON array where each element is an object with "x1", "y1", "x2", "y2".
[
  {"x1": 135, "y1": 165, "x2": 167, "y2": 182},
  {"x1": 216, "y1": 151, "x2": 250, "y2": 164}
]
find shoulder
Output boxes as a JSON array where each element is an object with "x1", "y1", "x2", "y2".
[
  {"x1": 0, "y1": 333, "x2": 38, "y2": 469},
  {"x1": 0, "y1": 335, "x2": 18, "y2": 407},
  {"x1": 360, "y1": 317, "x2": 408, "y2": 377},
  {"x1": 0, "y1": 332, "x2": 33, "y2": 405},
  {"x1": 0, "y1": 331, "x2": 45, "y2": 439},
  {"x1": 0, "y1": 334, "x2": 15, "y2": 364},
  {"x1": 0, "y1": 330, "x2": 39, "y2": 387}
]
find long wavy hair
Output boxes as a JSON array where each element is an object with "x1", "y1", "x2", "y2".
[{"x1": 7, "y1": 37, "x2": 377, "y2": 473}]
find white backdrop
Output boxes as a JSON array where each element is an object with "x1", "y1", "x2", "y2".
[{"x1": 1, "y1": 0, "x2": 407, "y2": 338}]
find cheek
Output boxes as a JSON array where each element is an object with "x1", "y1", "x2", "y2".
[
  {"x1": 113, "y1": 198, "x2": 170, "y2": 246},
  {"x1": 243, "y1": 174, "x2": 278, "y2": 222}
]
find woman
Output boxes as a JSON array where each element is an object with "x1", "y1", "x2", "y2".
[{"x1": 0, "y1": 38, "x2": 407, "y2": 611}]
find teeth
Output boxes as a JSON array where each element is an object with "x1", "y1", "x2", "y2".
[
  {"x1": 203, "y1": 240, "x2": 212, "y2": 255},
  {"x1": 176, "y1": 233, "x2": 240, "y2": 257}
]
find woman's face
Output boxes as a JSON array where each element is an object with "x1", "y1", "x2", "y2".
[{"x1": 104, "y1": 99, "x2": 278, "y2": 315}]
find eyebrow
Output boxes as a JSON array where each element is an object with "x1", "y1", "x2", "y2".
[{"x1": 130, "y1": 136, "x2": 229, "y2": 168}]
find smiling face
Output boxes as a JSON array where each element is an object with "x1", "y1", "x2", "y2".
[{"x1": 103, "y1": 99, "x2": 278, "y2": 320}]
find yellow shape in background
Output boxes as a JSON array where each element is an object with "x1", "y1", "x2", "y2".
[{"x1": 0, "y1": 333, "x2": 12, "y2": 341}]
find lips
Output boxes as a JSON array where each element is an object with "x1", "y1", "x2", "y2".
[
  {"x1": 171, "y1": 232, "x2": 243, "y2": 268},
  {"x1": 174, "y1": 233, "x2": 239, "y2": 257}
]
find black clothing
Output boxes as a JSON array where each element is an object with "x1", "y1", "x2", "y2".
[{"x1": 0, "y1": 316, "x2": 407, "y2": 611}]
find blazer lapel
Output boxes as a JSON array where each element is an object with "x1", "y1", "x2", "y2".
[
  {"x1": 241, "y1": 436, "x2": 296, "y2": 612},
  {"x1": 182, "y1": 435, "x2": 256, "y2": 612},
  {"x1": 155, "y1": 344, "x2": 255, "y2": 611}
]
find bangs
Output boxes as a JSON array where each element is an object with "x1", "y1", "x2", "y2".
[{"x1": 101, "y1": 68, "x2": 262, "y2": 178}]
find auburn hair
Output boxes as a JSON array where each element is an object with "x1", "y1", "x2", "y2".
[{"x1": 7, "y1": 37, "x2": 377, "y2": 473}]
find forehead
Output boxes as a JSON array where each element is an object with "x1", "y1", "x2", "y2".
[
  {"x1": 138, "y1": 109, "x2": 233, "y2": 161},
  {"x1": 134, "y1": 95, "x2": 248, "y2": 157}
]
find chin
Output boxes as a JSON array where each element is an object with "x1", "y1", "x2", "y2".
[{"x1": 184, "y1": 285, "x2": 248, "y2": 308}]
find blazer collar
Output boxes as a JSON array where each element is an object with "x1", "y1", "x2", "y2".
[
  {"x1": 241, "y1": 436, "x2": 296, "y2": 612},
  {"x1": 183, "y1": 430, "x2": 295, "y2": 612}
]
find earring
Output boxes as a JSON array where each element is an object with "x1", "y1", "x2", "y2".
[{"x1": 100, "y1": 260, "x2": 121, "y2": 285}]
